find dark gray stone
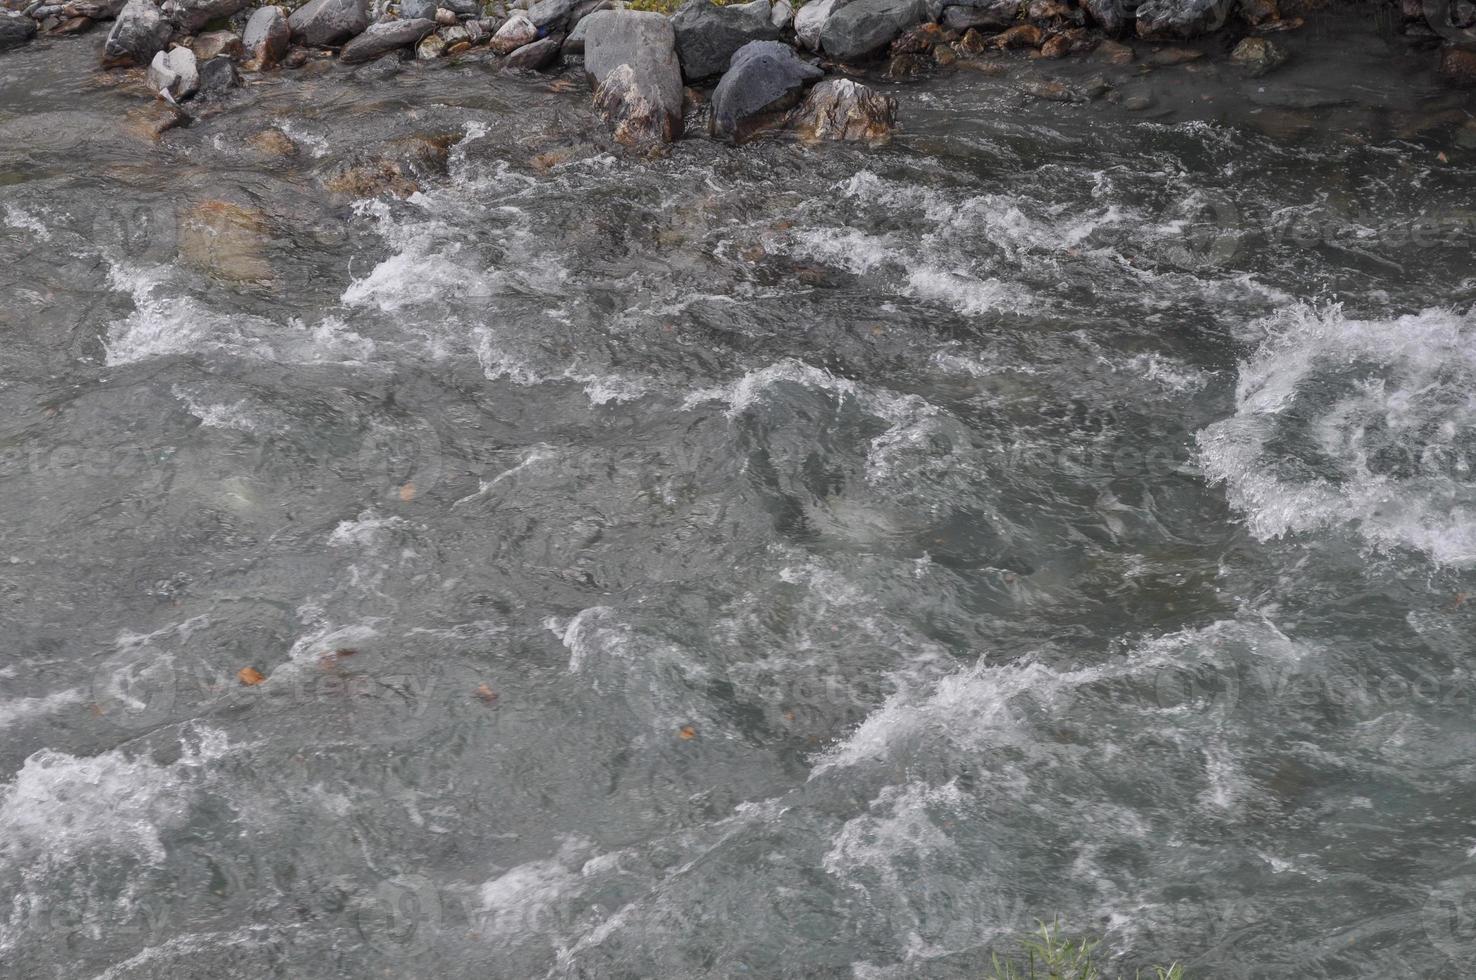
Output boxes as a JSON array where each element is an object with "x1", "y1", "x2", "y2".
[
  {"x1": 439, "y1": 0, "x2": 478, "y2": 14},
  {"x1": 710, "y1": 39, "x2": 822, "y2": 142},
  {"x1": 818, "y1": 0, "x2": 923, "y2": 61},
  {"x1": 401, "y1": 0, "x2": 435, "y2": 16},
  {"x1": 528, "y1": 0, "x2": 573, "y2": 28},
  {"x1": 161, "y1": 0, "x2": 250, "y2": 32},
  {"x1": 1079, "y1": 0, "x2": 1128, "y2": 33},
  {"x1": 196, "y1": 54, "x2": 242, "y2": 95},
  {"x1": 938, "y1": 0, "x2": 1016, "y2": 30},
  {"x1": 1134, "y1": 0, "x2": 1233, "y2": 38},
  {"x1": 243, "y1": 6, "x2": 290, "y2": 66},
  {"x1": 102, "y1": 0, "x2": 172, "y2": 66},
  {"x1": 670, "y1": 0, "x2": 779, "y2": 81},
  {"x1": 339, "y1": 16, "x2": 433, "y2": 60},
  {"x1": 0, "y1": 12, "x2": 37, "y2": 51},
  {"x1": 503, "y1": 32, "x2": 558, "y2": 67},
  {"x1": 287, "y1": 0, "x2": 368, "y2": 46},
  {"x1": 583, "y1": 10, "x2": 683, "y2": 147}
]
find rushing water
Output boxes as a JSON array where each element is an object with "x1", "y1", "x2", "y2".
[{"x1": 3, "y1": 13, "x2": 1476, "y2": 979}]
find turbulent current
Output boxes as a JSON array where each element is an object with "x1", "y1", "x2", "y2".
[{"x1": 4, "y1": 15, "x2": 1476, "y2": 980}]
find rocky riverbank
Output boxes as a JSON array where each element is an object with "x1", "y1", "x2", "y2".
[{"x1": 1, "y1": 0, "x2": 1474, "y2": 153}]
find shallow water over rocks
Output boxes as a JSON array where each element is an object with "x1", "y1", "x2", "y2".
[{"x1": 3, "y1": 14, "x2": 1476, "y2": 979}]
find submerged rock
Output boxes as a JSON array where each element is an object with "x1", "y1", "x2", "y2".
[
  {"x1": 671, "y1": 0, "x2": 780, "y2": 81},
  {"x1": 584, "y1": 10, "x2": 684, "y2": 149},
  {"x1": 147, "y1": 45, "x2": 199, "y2": 99},
  {"x1": 1439, "y1": 45, "x2": 1476, "y2": 86},
  {"x1": 339, "y1": 17, "x2": 433, "y2": 61},
  {"x1": 288, "y1": 0, "x2": 368, "y2": 47},
  {"x1": 710, "y1": 39, "x2": 822, "y2": 142},
  {"x1": 242, "y1": 6, "x2": 290, "y2": 68},
  {"x1": 820, "y1": 0, "x2": 925, "y2": 62},
  {"x1": 178, "y1": 199, "x2": 273, "y2": 282},
  {"x1": 161, "y1": 0, "x2": 251, "y2": 33},
  {"x1": 784, "y1": 76, "x2": 895, "y2": 142},
  {"x1": 0, "y1": 11, "x2": 38, "y2": 51},
  {"x1": 1229, "y1": 35, "x2": 1286, "y2": 74},
  {"x1": 1134, "y1": 0, "x2": 1233, "y2": 38},
  {"x1": 103, "y1": 0, "x2": 173, "y2": 67}
]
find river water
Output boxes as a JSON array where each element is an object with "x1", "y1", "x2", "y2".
[{"x1": 3, "y1": 13, "x2": 1476, "y2": 979}]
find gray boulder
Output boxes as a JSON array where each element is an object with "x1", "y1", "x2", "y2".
[
  {"x1": 0, "y1": 12, "x2": 37, "y2": 51},
  {"x1": 794, "y1": 0, "x2": 848, "y2": 50},
  {"x1": 400, "y1": 0, "x2": 435, "y2": 15},
  {"x1": 491, "y1": 11, "x2": 536, "y2": 51},
  {"x1": 339, "y1": 17, "x2": 433, "y2": 60},
  {"x1": 196, "y1": 55, "x2": 242, "y2": 96},
  {"x1": 939, "y1": 0, "x2": 1017, "y2": 29},
  {"x1": 670, "y1": 0, "x2": 780, "y2": 81},
  {"x1": 161, "y1": 0, "x2": 251, "y2": 32},
  {"x1": 528, "y1": 0, "x2": 574, "y2": 28},
  {"x1": 1134, "y1": 0, "x2": 1233, "y2": 38},
  {"x1": 711, "y1": 39, "x2": 821, "y2": 142},
  {"x1": 242, "y1": 6, "x2": 290, "y2": 66},
  {"x1": 288, "y1": 0, "x2": 368, "y2": 46},
  {"x1": 818, "y1": 0, "x2": 923, "y2": 61},
  {"x1": 1079, "y1": 0, "x2": 1128, "y2": 33},
  {"x1": 103, "y1": 0, "x2": 173, "y2": 66},
  {"x1": 504, "y1": 33, "x2": 559, "y2": 67},
  {"x1": 439, "y1": 0, "x2": 478, "y2": 13},
  {"x1": 147, "y1": 46, "x2": 199, "y2": 99},
  {"x1": 583, "y1": 9, "x2": 683, "y2": 148}
]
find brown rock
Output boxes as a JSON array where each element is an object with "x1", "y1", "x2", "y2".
[
  {"x1": 1017, "y1": 77, "x2": 1076, "y2": 100},
  {"x1": 954, "y1": 27, "x2": 987, "y2": 55},
  {"x1": 191, "y1": 28, "x2": 242, "y2": 59},
  {"x1": 955, "y1": 57, "x2": 1006, "y2": 74},
  {"x1": 784, "y1": 77, "x2": 896, "y2": 143},
  {"x1": 1146, "y1": 45, "x2": 1203, "y2": 66},
  {"x1": 885, "y1": 51, "x2": 929, "y2": 77},
  {"x1": 446, "y1": 39, "x2": 470, "y2": 54},
  {"x1": 1036, "y1": 31, "x2": 1070, "y2": 57},
  {"x1": 324, "y1": 161, "x2": 420, "y2": 198},
  {"x1": 1090, "y1": 37, "x2": 1132, "y2": 63},
  {"x1": 890, "y1": 21, "x2": 953, "y2": 54},
  {"x1": 932, "y1": 42, "x2": 955, "y2": 65},
  {"x1": 992, "y1": 24, "x2": 1042, "y2": 48},
  {"x1": 1439, "y1": 46, "x2": 1476, "y2": 87},
  {"x1": 124, "y1": 103, "x2": 188, "y2": 140},
  {"x1": 283, "y1": 45, "x2": 309, "y2": 67},
  {"x1": 247, "y1": 127, "x2": 297, "y2": 156},
  {"x1": 178, "y1": 200, "x2": 273, "y2": 282},
  {"x1": 1239, "y1": 0, "x2": 1279, "y2": 24},
  {"x1": 1229, "y1": 35, "x2": 1287, "y2": 74}
]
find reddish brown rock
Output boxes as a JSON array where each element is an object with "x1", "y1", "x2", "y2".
[{"x1": 784, "y1": 77, "x2": 896, "y2": 143}]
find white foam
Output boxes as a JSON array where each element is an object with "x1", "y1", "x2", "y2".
[
  {"x1": 0, "y1": 689, "x2": 84, "y2": 731},
  {"x1": 1199, "y1": 302, "x2": 1476, "y2": 565},
  {"x1": 0, "y1": 727, "x2": 228, "y2": 871},
  {"x1": 3, "y1": 205, "x2": 51, "y2": 241}
]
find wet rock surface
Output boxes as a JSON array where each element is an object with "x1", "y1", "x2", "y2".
[
  {"x1": 820, "y1": 0, "x2": 926, "y2": 62},
  {"x1": 584, "y1": 9, "x2": 684, "y2": 148},
  {"x1": 785, "y1": 75, "x2": 895, "y2": 140},
  {"x1": 287, "y1": 0, "x2": 368, "y2": 46},
  {"x1": 710, "y1": 38, "x2": 821, "y2": 141},
  {"x1": 339, "y1": 17, "x2": 433, "y2": 62},
  {"x1": 102, "y1": 0, "x2": 173, "y2": 66},
  {"x1": 671, "y1": 0, "x2": 779, "y2": 81}
]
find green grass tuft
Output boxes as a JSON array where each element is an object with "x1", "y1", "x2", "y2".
[{"x1": 987, "y1": 920, "x2": 1188, "y2": 980}]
